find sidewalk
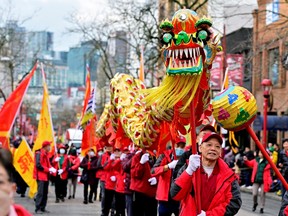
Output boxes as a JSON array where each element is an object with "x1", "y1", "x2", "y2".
[{"x1": 240, "y1": 186, "x2": 282, "y2": 201}]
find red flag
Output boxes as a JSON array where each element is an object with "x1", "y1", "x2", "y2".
[
  {"x1": 81, "y1": 116, "x2": 96, "y2": 156},
  {"x1": 0, "y1": 63, "x2": 37, "y2": 149},
  {"x1": 80, "y1": 65, "x2": 91, "y2": 120}
]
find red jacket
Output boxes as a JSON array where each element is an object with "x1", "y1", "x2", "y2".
[
  {"x1": 97, "y1": 152, "x2": 111, "y2": 181},
  {"x1": 33, "y1": 149, "x2": 51, "y2": 181},
  {"x1": 116, "y1": 160, "x2": 126, "y2": 193},
  {"x1": 130, "y1": 151, "x2": 157, "y2": 197},
  {"x1": 104, "y1": 158, "x2": 121, "y2": 190},
  {"x1": 68, "y1": 155, "x2": 80, "y2": 176},
  {"x1": 171, "y1": 158, "x2": 241, "y2": 216},
  {"x1": 13, "y1": 204, "x2": 32, "y2": 216},
  {"x1": 51, "y1": 154, "x2": 69, "y2": 180},
  {"x1": 244, "y1": 158, "x2": 272, "y2": 192},
  {"x1": 151, "y1": 150, "x2": 173, "y2": 201}
]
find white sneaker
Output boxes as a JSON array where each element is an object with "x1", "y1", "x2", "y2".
[{"x1": 247, "y1": 186, "x2": 253, "y2": 189}]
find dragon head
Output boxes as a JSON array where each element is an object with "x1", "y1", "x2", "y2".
[{"x1": 160, "y1": 9, "x2": 218, "y2": 76}]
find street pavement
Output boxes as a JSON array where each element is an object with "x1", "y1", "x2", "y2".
[{"x1": 14, "y1": 184, "x2": 282, "y2": 215}]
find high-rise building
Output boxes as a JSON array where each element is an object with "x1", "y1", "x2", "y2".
[{"x1": 67, "y1": 41, "x2": 102, "y2": 87}]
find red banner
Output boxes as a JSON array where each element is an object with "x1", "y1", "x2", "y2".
[
  {"x1": 210, "y1": 54, "x2": 223, "y2": 90},
  {"x1": 0, "y1": 63, "x2": 37, "y2": 148},
  {"x1": 227, "y1": 54, "x2": 244, "y2": 86}
]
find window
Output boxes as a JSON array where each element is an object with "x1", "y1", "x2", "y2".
[
  {"x1": 266, "y1": 0, "x2": 279, "y2": 25},
  {"x1": 268, "y1": 48, "x2": 279, "y2": 86}
]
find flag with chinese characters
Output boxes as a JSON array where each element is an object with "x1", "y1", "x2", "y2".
[
  {"x1": 32, "y1": 65, "x2": 55, "y2": 153},
  {"x1": 13, "y1": 138, "x2": 37, "y2": 198},
  {"x1": 0, "y1": 63, "x2": 37, "y2": 149}
]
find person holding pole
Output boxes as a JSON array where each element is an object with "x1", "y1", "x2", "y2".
[{"x1": 170, "y1": 132, "x2": 242, "y2": 216}]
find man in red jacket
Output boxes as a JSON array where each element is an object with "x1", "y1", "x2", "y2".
[
  {"x1": 34, "y1": 141, "x2": 57, "y2": 214},
  {"x1": 151, "y1": 138, "x2": 186, "y2": 216},
  {"x1": 170, "y1": 132, "x2": 242, "y2": 216},
  {"x1": 130, "y1": 149, "x2": 157, "y2": 216}
]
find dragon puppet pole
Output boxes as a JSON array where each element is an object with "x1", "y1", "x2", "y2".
[
  {"x1": 190, "y1": 100, "x2": 201, "y2": 214},
  {"x1": 246, "y1": 126, "x2": 288, "y2": 190}
]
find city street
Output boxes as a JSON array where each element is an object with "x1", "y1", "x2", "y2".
[{"x1": 14, "y1": 184, "x2": 282, "y2": 215}]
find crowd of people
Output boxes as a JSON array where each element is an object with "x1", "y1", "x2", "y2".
[{"x1": 3, "y1": 125, "x2": 288, "y2": 215}]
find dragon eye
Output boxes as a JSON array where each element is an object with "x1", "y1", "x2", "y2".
[
  {"x1": 179, "y1": 13, "x2": 187, "y2": 21},
  {"x1": 198, "y1": 30, "x2": 208, "y2": 40},
  {"x1": 163, "y1": 33, "x2": 173, "y2": 43}
]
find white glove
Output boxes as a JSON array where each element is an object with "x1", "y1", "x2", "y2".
[
  {"x1": 167, "y1": 160, "x2": 178, "y2": 169},
  {"x1": 148, "y1": 177, "x2": 157, "y2": 185},
  {"x1": 135, "y1": 150, "x2": 142, "y2": 154},
  {"x1": 110, "y1": 176, "x2": 116, "y2": 182},
  {"x1": 140, "y1": 153, "x2": 149, "y2": 164},
  {"x1": 58, "y1": 169, "x2": 63, "y2": 175},
  {"x1": 49, "y1": 167, "x2": 56, "y2": 173},
  {"x1": 186, "y1": 154, "x2": 201, "y2": 175},
  {"x1": 120, "y1": 153, "x2": 126, "y2": 161},
  {"x1": 197, "y1": 210, "x2": 206, "y2": 216},
  {"x1": 110, "y1": 153, "x2": 115, "y2": 160},
  {"x1": 54, "y1": 157, "x2": 60, "y2": 162}
]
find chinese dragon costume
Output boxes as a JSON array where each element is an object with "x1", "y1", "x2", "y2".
[{"x1": 96, "y1": 9, "x2": 221, "y2": 150}]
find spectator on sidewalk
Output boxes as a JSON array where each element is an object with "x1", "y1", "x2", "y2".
[
  {"x1": 244, "y1": 150, "x2": 272, "y2": 214},
  {"x1": 278, "y1": 139, "x2": 288, "y2": 198}
]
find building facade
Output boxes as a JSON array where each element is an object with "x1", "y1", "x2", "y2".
[{"x1": 252, "y1": 0, "x2": 288, "y2": 144}]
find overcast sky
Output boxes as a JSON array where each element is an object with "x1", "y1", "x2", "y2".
[{"x1": 6, "y1": 0, "x2": 109, "y2": 51}]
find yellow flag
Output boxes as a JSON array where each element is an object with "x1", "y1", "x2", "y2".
[
  {"x1": 33, "y1": 67, "x2": 55, "y2": 152},
  {"x1": 13, "y1": 139, "x2": 37, "y2": 198}
]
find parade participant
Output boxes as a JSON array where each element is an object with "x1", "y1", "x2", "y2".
[
  {"x1": 67, "y1": 148, "x2": 80, "y2": 199},
  {"x1": 114, "y1": 148, "x2": 126, "y2": 216},
  {"x1": 173, "y1": 124, "x2": 216, "y2": 180},
  {"x1": 130, "y1": 149, "x2": 157, "y2": 216},
  {"x1": 97, "y1": 143, "x2": 113, "y2": 211},
  {"x1": 34, "y1": 141, "x2": 56, "y2": 214},
  {"x1": 171, "y1": 132, "x2": 242, "y2": 216},
  {"x1": 95, "y1": 147, "x2": 104, "y2": 201},
  {"x1": 151, "y1": 139, "x2": 185, "y2": 216},
  {"x1": 80, "y1": 148, "x2": 98, "y2": 204},
  {"x1": 0, "y1": 148, "x2": 32, "y2": 216},
  {"x1": 121, "y1": 145, "x2": 138, "y2": 216},
  {"x1": 52, "y1": 144, "x2": 69, "y2": 203},
  {"x1": 244, "y1": 150, "x2": 272, "y2": 214},
  {"x1": 101, "y1": 148, "x2": 122, "y2": 216}
]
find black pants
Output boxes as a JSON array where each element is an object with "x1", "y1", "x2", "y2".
[
  {"x1": 84, "y1": 182, "x2": 96, "y2": 201},
  {"x1": 115, "y1": 192, "x2": 125, "y2": 216},
  {"x1": 132, "y1": 191, "x2": 157, "y2": 216},
  {"x1": 101, "y1": 189, "x2": 115, "y2": 216},
  {"x1": 55, "y1": 175, "x2": 68, "y2": 199},
  {"x1": 158, "y1": 200, "x2": 180, "y2": 216},
  {"x1": 35, "y1": 180, "x2": 49, "y2": 211},
  {"x1": 94, "y1": 178, "x2": 100, "y2": 199}
]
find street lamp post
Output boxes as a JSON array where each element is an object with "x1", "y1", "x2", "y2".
[{"x1": 261, "y1": 79, "x2": 273, "y2": 149}]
